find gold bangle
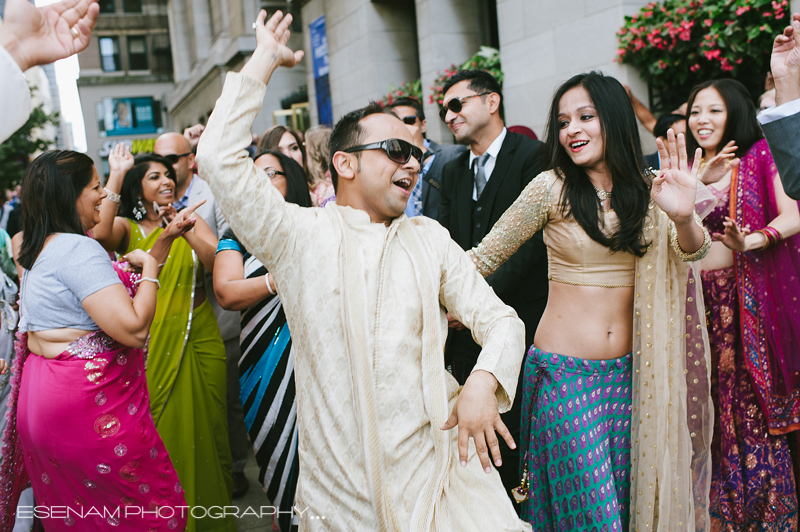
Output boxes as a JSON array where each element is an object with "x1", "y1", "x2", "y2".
[{"x1": 670, "y1": 217, "x2": 712, "y2": 262}]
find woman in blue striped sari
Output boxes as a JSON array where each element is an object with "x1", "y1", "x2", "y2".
[{"x1": 213, "y1": 150, "x2": 312, "y2": 531}]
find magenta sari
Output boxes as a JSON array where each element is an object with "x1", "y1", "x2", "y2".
[
  {"x1": 0, "y1": 264, "x2": 187, "y2": 531},
  {"x1": 731, "y1": 139, "x2": 800, "y2": 435}
]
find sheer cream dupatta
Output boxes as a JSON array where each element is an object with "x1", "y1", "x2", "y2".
[{"x1": 629, "y1": 178, "x2": 715, "y2": 532}]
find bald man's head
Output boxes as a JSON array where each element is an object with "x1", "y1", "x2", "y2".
[{"x1": 154, "y1": 132, "x2": 195, "y2": 190}]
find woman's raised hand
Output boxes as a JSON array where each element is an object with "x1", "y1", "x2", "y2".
[
  {"x1": 108, "y1": 143, "x2": 134, "y2": 175},
  {"x1": 699, "y1": 140, "x2": 739, "y2": 185},
  {"x1": 162, "y1": 200, "x2": 205, "y2": 239},
  {"x1": 713, "y1": 216, "x2": 748, "y2": 252},
  {"x1": 652, "y1": 129, "x2": 701, "y2": 223}
]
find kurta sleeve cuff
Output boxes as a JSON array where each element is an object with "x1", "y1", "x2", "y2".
[{"x1": 0, "y1": 45, "x2": 31, "y2": 144}]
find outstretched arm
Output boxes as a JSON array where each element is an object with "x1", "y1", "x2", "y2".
[
  {"x1": 468, "y1": 172, "x2": 552, "y2": 278},
  {"x1": 623, "y1": 84, "x2": 657, "y2": 134},
  {"x1": 196, "y1": 10, "x2": 306, "y2": 271}
]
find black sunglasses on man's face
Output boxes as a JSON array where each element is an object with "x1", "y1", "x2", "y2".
[
  {"x1": 401, "y1": 115, "x2": 418, "y2": 125},
  {"x1": 343, "y1": 138, "x2": 423, "y2": 169},
  {"x1": 439, "y1": 92, "x2": 493, "y2": 122},
  {"x1": 162, "y1": 152, "x2": 192, "y2": 165}
]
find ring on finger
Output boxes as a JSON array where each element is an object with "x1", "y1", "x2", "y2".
[{"x1": 70, "y1": 26, "x2": 80, "y2": 37}]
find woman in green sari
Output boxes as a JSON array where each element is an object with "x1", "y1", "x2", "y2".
[{"x1": 93, "y1": 145, "x2": 236, "y2": 532}]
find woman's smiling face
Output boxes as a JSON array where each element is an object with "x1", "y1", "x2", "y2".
[
  {"x1": 140, "y1": 162, "x2": 175, "y2": 207},
  {"x1": 557, "y1": 86, "x2": 605, "y2": 173},
  {"x1": 688, "y1": 87, "x2": 727, "y2": 157}
]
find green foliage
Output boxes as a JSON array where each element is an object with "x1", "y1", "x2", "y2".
[
  {"x1": 281, "y1": 85, "x2": 308, "y2": 110},
  {"x1": 429, "y1": 47, "x2": 503, "y2": 106},
  {"x1": 379, "y1": 47, "x2": 503, "y2": 108},
  {"x1": 381, "y1": 79, "x2": 423, "y2": 106},
  {"x1": 617, "y1": 0, "x2": 785, "y2": 104},
  {"x1": 0, "y1": 100, "x2": 59, "y2": 192}
]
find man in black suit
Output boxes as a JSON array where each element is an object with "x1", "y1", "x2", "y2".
[
  {"x1": 389, "y1": 97, "x2": 467, "y2": 219},
  {"x1": 760, "y1": 13, "x2": 800, "y2": 199},
  {"x1": 437, "y1": 69, "x2": 549, "y2": 504}
]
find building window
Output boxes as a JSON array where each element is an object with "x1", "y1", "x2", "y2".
[
  {"x1": 152, "y1": 34, "x2": 173, "y2": 74},
  {"x1": 123, "y1": 0, "x2": 142, "y2": 13},
  {"x1": 128, "y1": 36, "x2": 148, "y2": 70},
  {"x1": 99, "y1": 37, "x2": 121, "y2": 72},
  {"x1": 98, "y1": 0, "x2": 115, "y2": 13}
]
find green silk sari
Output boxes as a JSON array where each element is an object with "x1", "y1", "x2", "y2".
[{"x1": 127, "y1": 220, "x2": 236, "y2": 532}]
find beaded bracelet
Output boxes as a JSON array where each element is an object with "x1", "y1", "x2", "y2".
[
  {"x1": 134, "y1": 277, "x2": 161, "y2": 288},
  {"x1": 104, "y1": 188, "x2": 121, "y2": 203}
]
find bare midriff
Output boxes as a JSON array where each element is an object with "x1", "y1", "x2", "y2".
[
  {"x1": 533, "y1": 281, "x2": 634, "y2": 360},
  {"x1": 28, "y1": 328, "x2": 96, "y2": 359}
]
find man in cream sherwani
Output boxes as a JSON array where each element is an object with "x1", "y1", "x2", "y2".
[{"x1": 197, "y1": 10, "x2": 531, "y2": 532}]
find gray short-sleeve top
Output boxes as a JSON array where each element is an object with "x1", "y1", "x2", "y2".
[{"x1": 19, "y1": 233, "x2": 122, "y2": 332}]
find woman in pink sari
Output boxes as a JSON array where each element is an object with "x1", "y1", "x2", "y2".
[
  {"x1": 688, "y1": 79, "x2": 800, "y2": 531},
  {"x1": 0, "y1": 150, "x2": 200, "y2": 531}
]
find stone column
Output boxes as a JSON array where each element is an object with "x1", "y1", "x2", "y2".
[
  {"x1": 321, "y1": 0, "x2": 419, "y2": 121},
  {"x1": 415, "y1": 0, "x2": 483, "y2": 143},
  {"x1": 167, "y1": 0, "x2": 193, "y2": 83}
]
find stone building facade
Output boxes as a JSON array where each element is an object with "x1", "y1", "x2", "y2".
[
  {"x1": 299, "y1": 0, "x2": 654, "y2": 145},
  {"x1": 165, "y1": 0, "x2": 307, "y2": 139},
  {"x1": 76, "y1": 0, "x2": 174, "y2": 173}
]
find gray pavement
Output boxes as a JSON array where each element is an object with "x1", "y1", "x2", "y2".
[{"x1": 233, "y1": 449, "x2": 277, "y2": 531}]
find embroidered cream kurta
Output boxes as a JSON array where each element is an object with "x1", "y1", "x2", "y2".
[{"x1": 197, "y1": 72, "x2": 531, "y2": 532}]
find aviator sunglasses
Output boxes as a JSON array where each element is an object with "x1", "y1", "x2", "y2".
[
  {"x1": 343, "y1": 138, "x2": 424, "y2": 168},
  {"x1": 439, "y1": 92, "x2": 492, "y2": 122}
]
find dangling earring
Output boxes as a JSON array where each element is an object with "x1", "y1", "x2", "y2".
[{"x1": 133, "y1": 197, "x2": 146, "y2": 221}]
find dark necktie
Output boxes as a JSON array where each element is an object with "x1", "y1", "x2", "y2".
[{"x1": 472, "y1": 153, "x2": 491, "y2": 200}]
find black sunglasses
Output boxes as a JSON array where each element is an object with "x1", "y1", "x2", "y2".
[
  {"x1": 162, "y1": 152, "x2": 192, "y2": 165},
  {"x1": 401, "y1": 115, "x2": 418, "y2": 125},
  {"x1": 439, "y1": 92, "x2": 493, "y2": 122},
  {"x1": 343, "y1": 138, "x2": 423, "y2": 167}
]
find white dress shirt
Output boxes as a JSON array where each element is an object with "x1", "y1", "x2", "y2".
[
  {"x1": 0, "y1": 46, "x2": 31, "y2": 144},
  {"x1": 469, "y1": 127, "x2": 507, "y2": 201},
  {"x1": 757, "y1": 97, "x2": 800, "y2": 125}
]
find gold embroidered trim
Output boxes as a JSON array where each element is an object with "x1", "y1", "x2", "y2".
[
  {"x1": 548, "y1": 277, "x2": 635, "y2": 288},
  {"x1": 668, "y1": 213, "x2": 712, "y2": 262}
]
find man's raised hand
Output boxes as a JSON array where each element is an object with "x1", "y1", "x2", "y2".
[
  {"x1": 241, "y1": 10, "x2": 304, "y2": 85},
  {"x1": 0, "y1": 0, "x2": 100, "y2": 72},
  {"x1": 771, "y1": 14, "x2": 800, "y2": 105}
]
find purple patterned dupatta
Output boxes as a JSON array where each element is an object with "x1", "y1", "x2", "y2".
[{"x1": 731, "y1": 138, "x2": 800, "y2": 435}]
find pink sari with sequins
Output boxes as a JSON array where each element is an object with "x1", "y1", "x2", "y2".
[{"x1": 0, "y1": 264, "x2": 187, "y2": 531}]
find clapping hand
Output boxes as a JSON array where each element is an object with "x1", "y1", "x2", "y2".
[
  {"x1": 108, "y1": 143, "x2": 134, "y2": 175},
  {"x1": 699, "y1": 140, "x2": 739, "y2": 185},
  {"x1": 771, "y1": 14, "x2": 800, "y2": 105},
  {"x1": 241, "y1": 10, "x2": 304, "y2": 84},
  {"x1": 652, "y1": 129, "x2": 701, "y2": 223},
  {"x1": 0, "y1": 0, "x2": 100, "y2": 72},
  {"x1": 712, "y1": 217, "x2": 748, "y2": 252}
]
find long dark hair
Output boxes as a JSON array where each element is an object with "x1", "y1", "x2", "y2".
[
  {"x1": 119, "y1": 154, "x2": 176, "y2": 219},
  {"x1": 19, "y1": 150, "x2": 96, "y2": 270},
  {"x1": 544, "y1": 72, "x2": 651, "y2": 257},
  {"x1": 257, "y1": 125, "x2": 307, "y2": 171},
  {"x1": 686, "y1": 78, "x2": 764, "y2": 159},
  {"x1": 254, "y1": 150, "x2": 313, "y2": 208}
]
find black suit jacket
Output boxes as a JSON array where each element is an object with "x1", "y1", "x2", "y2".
[
  {"x1": 420, "y1": 140, "x2": 468, "y2": 219},
  {"x1": 439, "y1": 131, "x2": 549, "y2": 346},
  {"x1": 761, "y1": 112, "x2": 800, "y2": 200}
]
